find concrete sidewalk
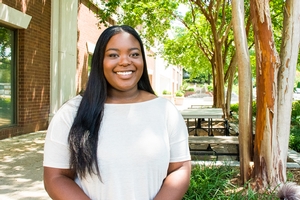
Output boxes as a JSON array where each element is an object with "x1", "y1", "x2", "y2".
[{"x1": 0, "y1": 131, "x2": 49, "y2": 200}]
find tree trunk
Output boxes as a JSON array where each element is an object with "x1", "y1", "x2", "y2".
[
  {"x1": 232, "y1": 0, "x2": 253, "y2": 185},
  {"x1": 214, "y1": 42, "x2": 225, "y2": 108},
  {"x1": 225, "y1": 53, "x2": 237, "y2": 118},
  {"x1": 276, "y1": 0, "x2": 300, "y2": 183},
  {"x1": 250, "y1": 0, "x2": 281, "y2": 189}
]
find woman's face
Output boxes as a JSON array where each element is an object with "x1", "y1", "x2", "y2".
[{"x1": 103, "y1": 32, "x2": 144, "y2": 93}]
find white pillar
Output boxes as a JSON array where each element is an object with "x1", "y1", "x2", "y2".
[{"x1": 49, "y1": 0, "x2": 78, "y2": 121}]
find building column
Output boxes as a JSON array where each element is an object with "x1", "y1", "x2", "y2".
[{"x1": 49, "y1": 0, "x2": 78, "y2": 120}]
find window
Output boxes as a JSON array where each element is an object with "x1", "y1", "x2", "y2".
[{"x1": 0, "y1": 26, "x2": 16, "y2": 127}]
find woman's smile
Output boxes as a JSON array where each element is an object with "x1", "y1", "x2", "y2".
[{"x1": 116, "y1": 71, "x2": 133, "y2": 75}]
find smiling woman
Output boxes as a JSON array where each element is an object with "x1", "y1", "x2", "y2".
[{"x1": 43, "y1": 25, "x2": 191, "y2": 200}]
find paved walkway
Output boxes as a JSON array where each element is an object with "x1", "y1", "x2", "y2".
[{"x1": 0, "y1": 131, "x2": 49, "y2": 200}]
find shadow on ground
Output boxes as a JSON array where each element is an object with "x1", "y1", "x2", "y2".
[{"x1": 0, "y1": 131, "x2": 49, "y2": 200}]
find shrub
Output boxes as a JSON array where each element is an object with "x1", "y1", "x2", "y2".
[
  {"x1": 291, "y1": 100, "x2": 300, "y2": 126},
  {"x1": 289, "y1": 126, "x2": 300, "y2": 152},
  {"x1": 207, "y1": 85, "x2": 213, "y2": 92},
  {"x1": 229, "y1": 101, "x2": 257, "y2": 117},
  {"x1": 186, "y1": 87, "x2": 195, "y2": 91},
  {"x1": 230, "y1": 103, "x2": 239, "y2": 114},
  {"x1": 175, "y1": 91, "x2": 184, "y2": 97},
  {"x1": 162, "y1": 90, "x2": 171, "y2": 95}
]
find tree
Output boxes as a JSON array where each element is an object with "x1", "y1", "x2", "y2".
[
  {"x1": 232, "y1": 0, "x2": 253, "y2": 184},
  {"x1": 250, "y1": 0, "x2": 300, "y2": 189},
  {"x1": 162, "y1": 26, "x2": 211, "y2": 81}
]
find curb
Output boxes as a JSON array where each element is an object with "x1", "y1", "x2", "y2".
[{"x1": 191, "y1": 149, "x2": 300, "y2": 169}]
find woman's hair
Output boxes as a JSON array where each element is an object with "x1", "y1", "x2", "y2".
[{"x1": 68, "y1": 25, "x2": 155, "y2": 178}]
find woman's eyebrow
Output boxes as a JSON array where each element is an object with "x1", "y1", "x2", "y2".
[
  {"x1": 129, "y1": 47, "x2": 141, "y2": 51},
  {"x1": 106, "y1": 47, "x2": 141, "y2": 52},
  {"x1": 105, "y1": 48, "x2": 119, "y2": 52}
]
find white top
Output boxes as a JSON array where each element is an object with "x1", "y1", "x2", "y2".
[{"x1": 43, "y1": 95, "x2": 190, "y2": 200}]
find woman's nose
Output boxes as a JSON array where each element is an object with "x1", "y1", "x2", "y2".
[{"x1": 119, "y1": 55, "x2": 131, "y2": 66}]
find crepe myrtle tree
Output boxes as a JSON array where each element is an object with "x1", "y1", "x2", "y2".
[{"x1": 233, "y1": 0, "x2": 300, "y2": 190}]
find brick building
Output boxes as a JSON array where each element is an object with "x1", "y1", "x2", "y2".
[{"x1": 0, "y1": 0, "x2": 182, "y2": 139}]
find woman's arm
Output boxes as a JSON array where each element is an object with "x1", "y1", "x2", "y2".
[
  {"x1": 44, "y1": 167, "x2": 90, "y2": 200},
  {"x1": 154, "y1": 160, "x2": 191, "y2": 200}
]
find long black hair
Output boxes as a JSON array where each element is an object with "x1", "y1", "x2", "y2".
[{"x1": 68, "y1": 25, "x2": 155, "y2": 178}]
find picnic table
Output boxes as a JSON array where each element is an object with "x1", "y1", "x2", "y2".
[{"x1": 180, "y1": 108, "x2": 238, "y2": 160}]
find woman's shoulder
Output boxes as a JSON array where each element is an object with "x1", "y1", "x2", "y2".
[
  {"x1": 63, "y1": 95, "x2": 82, "y2": 108},
  {"x1": 54, "y1": 95, "x2": 82, "y2": 117},
  {"x1": 67, "y1": 95, "x2": 82, "y2": 105}
]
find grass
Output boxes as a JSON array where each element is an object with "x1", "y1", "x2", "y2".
[{"x1": 183, "y1": 163, "x2": 279, "y2": 200}]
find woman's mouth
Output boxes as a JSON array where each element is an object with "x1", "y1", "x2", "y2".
[{"x1": 116, "y1": 71, "x2": 133, "y2": 75}]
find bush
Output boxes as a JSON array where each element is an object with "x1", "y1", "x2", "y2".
[
  {"x1": 291, "y1": 100, "x2": 300, "y2": 126},
  {"x1": 186, "y1": 87, "x2": 195, "y2": 91},
  {"x1": 230, "y1": 103, "x2": 239, "y2": 114},
  {"x1": 289, "y1": 126, "x2": 300, "y2": 152},
  {"x1": 229, "y1": 101, "x2": 257, "y2": 117},
  {"x1": 207, "y1": 85, "x2": 213, "y2": 92},
  {"x1": 175, "y1": 91, "x2": 184, "y2": 97},
  {"x1": 162, "y1": 90, "x2": 171, "y2": 95}
]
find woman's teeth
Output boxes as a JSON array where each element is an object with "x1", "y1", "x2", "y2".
[{"x1": 117, "y1": 71, "x2": 132, "y2": 75}]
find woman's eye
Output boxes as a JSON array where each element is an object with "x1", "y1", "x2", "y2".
[
  {"x1": 130, "y1": 53, "x2": 140, "y2": 57},
  {"x1": 109, "y1": 54, "x2": 118, "y2": 58}
]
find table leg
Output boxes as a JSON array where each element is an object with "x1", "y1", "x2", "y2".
[{"x1": 208, "y1": 118, "x2": 214, "y2": 136}]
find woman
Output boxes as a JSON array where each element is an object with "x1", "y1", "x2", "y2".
[{"x1": 43, "y1": 25, "x2": 191, "y2": 200}]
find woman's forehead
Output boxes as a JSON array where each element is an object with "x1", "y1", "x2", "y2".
[{"x1": 106, "y1": 32, "x2": 140, "y2": 49}]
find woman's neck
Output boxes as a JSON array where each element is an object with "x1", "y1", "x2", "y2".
[{"x1": 106, "y1": 88, "x2": 141, "y2": 104}]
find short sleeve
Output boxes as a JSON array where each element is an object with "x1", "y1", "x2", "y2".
[
  {"x1": 43, "y1": 96, "x2": 81, "y2": 168},
  {"x1": 166, "y1": 104, "x2": 191, "y2": 162}
]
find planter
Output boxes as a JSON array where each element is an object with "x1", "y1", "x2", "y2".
[
  {"x1": 162, "y1": 95, "x2": 174, "y2": 103},
  {"x1": 175, "y1": 97, "x2": 184, "y2": 105},
  {"x1": 184, "y1": 91, "x2": 195, "y2": 97}
]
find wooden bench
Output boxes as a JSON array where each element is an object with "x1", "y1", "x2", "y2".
[
  {"x1": 189, "y1": 136, "x2": 239, "y2": 160},
  {"x1": 228, "y1": 122, "x2": 239, "y2": 135}
]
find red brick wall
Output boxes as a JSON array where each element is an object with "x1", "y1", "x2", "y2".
[
  {"x1": 76, "y1": 0, "x2": 108, "y2": 93},
  {"x1": 0, "y1": 1, "x2": 51, "y2": 139}
]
